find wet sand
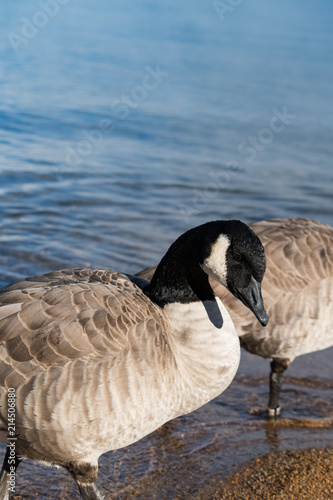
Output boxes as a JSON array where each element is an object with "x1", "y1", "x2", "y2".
[{"x1": 209, "y1": 447, "x2": 333, "y2": 500}]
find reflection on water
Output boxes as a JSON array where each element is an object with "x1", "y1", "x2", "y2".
[{"x1": 1, "y1": 1, "x2": 333, "y2": 284}]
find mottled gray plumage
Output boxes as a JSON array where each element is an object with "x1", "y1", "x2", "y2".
[
  {"x1": 0, "y1": 220, "x2": 268, "y2": 499},
  {"x1": 139, "y1": 217, "x2": 333, "y2": 415}
]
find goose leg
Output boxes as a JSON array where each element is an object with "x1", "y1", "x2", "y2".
[
  {"x1": 77, "y1": 483, "x2": 106, "y2": 500},
  {"x1": 66, "y1": 461, "x2": 105, "y2": 500},
  {"x1": 267, "y1": 358, "x2": 290, "y2": 418},
  {"x1": 0, "y1": 446, "x2": 22, "y2": 500}
]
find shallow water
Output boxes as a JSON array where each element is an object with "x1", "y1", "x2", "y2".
[{"x1": 0, "y1": 0, "x2": 333, "y2": 498}]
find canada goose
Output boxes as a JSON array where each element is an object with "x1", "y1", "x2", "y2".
[
  {"x1": 139, "y1": 217, "x2": 333, "y2": 418},
  {"x1": 0, "y1": 220, "x2": 268, "y2": 500}
]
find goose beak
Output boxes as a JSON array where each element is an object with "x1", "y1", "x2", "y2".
[{"x1": 234, "y1": 277, "x2": 269, "y2": 327}]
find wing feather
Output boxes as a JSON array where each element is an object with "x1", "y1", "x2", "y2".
[{"x1": 0, "y1": 269, "x2": 168, "y2": 389}]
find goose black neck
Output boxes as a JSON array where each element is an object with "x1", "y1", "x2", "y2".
[{"x1": 144, "y1": 227, "x2": 217, "y2": 307}]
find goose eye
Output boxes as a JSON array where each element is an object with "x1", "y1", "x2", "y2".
[{"x1": 233, "y1": 253, "x2": 242, "y2": 263}]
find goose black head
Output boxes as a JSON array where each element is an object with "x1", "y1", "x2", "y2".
[
  {"x1": 199, "y1": 220, "x2": 268, "y2": 326},
  {"x1": 147, "y1": 219, "x2": 268, "y2": 327}
]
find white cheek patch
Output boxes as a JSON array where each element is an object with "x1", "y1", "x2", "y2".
[{"x1": 200, "y1": 234, "x2": 230, "y2": 287}]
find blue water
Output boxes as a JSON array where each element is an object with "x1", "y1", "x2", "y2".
[
  {"x1": 1, "y1": 0, "x2": 332, "y2": 285},
  {"x1": 1, "y1": 0, "x2": 333, "y2": 498}
]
